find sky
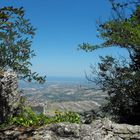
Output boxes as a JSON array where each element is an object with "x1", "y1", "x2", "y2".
[{"x1": 0, "y1": 0, "x2": 129, "y2": 78}]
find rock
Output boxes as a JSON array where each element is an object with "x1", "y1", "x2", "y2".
[
  {"x1": 79, "y1": 109, "x2": 99, "y2": 124},
  {"x1": 0, "y1": 71, "x2": 22, "y2": 124},
  {"x1": 0, "y1": 118, "x2": 140, "y2": 139},
  {"x1": 50, "y1": 123, "x2": 80, "y2": 138}
]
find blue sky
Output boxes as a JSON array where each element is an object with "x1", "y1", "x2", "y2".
[{"x1": 1, "y1": 0, "x2": 129, "y2": 78}]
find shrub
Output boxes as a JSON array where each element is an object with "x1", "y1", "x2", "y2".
[{"x1": 5, "y1": 108, "x2": 81, "y2": 127}]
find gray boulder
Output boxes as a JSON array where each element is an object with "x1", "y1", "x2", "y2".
[
  {"x1": 1, "y1": 118, "x2": 140, "y2": 139},
  {"x1": 0, "y1": 71, "x2": 22, "y2": 123}
]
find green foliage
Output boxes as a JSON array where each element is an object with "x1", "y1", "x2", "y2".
[
  {"x1": 78, "y1": 43, "x2": 100, "y2": 52},
  {"x1": 92, "y1": 56, "x2": 140, "y2": 123},
  {"x1": 53, "y1": 110, "x2": 80, "y2": 124},
  {"x1": 8, "y1": 107, "x2": 44, "y2": 127},
  {"x1": 79, "y1": 0, "x2": 140, "y2": 124},
  {"x1": 0, "y1": 6, "x2": 46, "y2": 83},
  {"x1": 6, "y1": 107, "x2": 80, "y2": 127}
]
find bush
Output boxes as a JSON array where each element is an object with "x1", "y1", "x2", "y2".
[
  {"x1": 53, "y1": 110, "x2": 80, "y2": 124},
  {"x1": 5, "y1": 107, "x2": 80, "y2": 127}
]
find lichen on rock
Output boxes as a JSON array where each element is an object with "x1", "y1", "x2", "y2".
[
  {"x1": 0, "y1": 71, "x2": 22, "y2": 124},
  {"x1": 0, "y1": 118, "x2": 140, "y2": 139}
]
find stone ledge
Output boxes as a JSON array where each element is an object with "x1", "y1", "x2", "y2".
[{"x1": 0, "y1": 118, "x2": 140, "y2": 140}]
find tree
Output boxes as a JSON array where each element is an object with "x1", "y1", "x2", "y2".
[
  {"x1": 79, "y1": 0, "x2": 140, "y2": 124},
  {"x1": 0, "y1": 6, "x2": 46, "y2": 83}
]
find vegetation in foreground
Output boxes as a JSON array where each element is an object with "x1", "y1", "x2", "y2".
[
  {"x1": 80, "y1": 0, "x2": 140, "y2": 124},
  {"x1": 0, "y1": 107, "x2": 80, "y2": 128}
]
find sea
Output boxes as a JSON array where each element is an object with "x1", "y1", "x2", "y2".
[{"x1": 19, "y1": 76, "x2": 89, "y2": 89}]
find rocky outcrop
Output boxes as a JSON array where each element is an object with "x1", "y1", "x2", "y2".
[
  {"x1": 79, "y1": 109, "x2": 99, "y2": 124},
  {"x1": 0, "y1": 118, "x2": 140, "y2": 140},
  {"x1": 0, "y1": 71, "x2": 21, "y2": 124}
]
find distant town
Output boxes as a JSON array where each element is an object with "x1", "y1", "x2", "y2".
[{"x1": 19, "y1": 77, "x2": 107, "y2": 114}]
